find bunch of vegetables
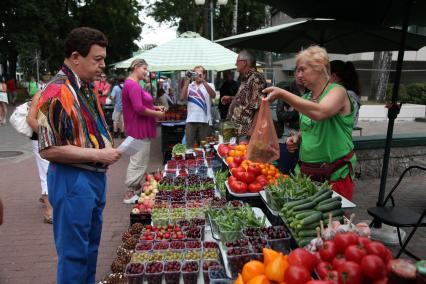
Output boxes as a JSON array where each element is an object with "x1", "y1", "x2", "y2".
[
  {"x1": 234, "y1": 247, "x2": 324, "y2": 284},
  {"x1": 214, "y1": 170, "x2": 229, "y2": 197},
  {"x1": 265, "y1": 173, "x2": 329, "y2": 211},
  {"x1": 227, "y1": 161, "x2": 282, "y2": 194},
  {"x1": 280, "y1": 188, "x2": 343, "y2": 247},
  {"x1": 207, "y1": 204, "x2": 266, "y2": 242},
  {"x1": 171, "y1": 143, "x2": 186, "y2": 156}
]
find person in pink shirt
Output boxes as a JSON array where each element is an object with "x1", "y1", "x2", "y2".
[
  {"x1": 122, "y1": 59, "x2": 165, "y2": 203},
  {"x1": 94, "y1": 72, "x2": 111, "y2": 106}
]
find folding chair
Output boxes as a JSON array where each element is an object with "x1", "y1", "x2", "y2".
[{"x1": 367, "y1": 165, "x2": 426, "y2": 260}]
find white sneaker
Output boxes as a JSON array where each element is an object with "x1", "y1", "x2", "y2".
[{"x1": 123, "y1": 194, "x2": 139, "y2": 204}]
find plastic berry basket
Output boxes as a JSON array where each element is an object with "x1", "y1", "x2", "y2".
[
  {"x1": 145, "y1": 261, "x2": 163, "y2": 284},
  {"x1": 124, "y1": 262, "x2": 144, "y2": 284},
  {"x1": 181, "y1": 261, "x2": 199, "y2": 284},
  {"x1": 163, "y1": 261, "x2": 181, "y2": 284}
]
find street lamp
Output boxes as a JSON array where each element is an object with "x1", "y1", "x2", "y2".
[{"x1": 195, "y1": 0, "x2": 228, "y2": 41}]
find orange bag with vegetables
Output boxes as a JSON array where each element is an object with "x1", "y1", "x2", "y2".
[{"x1": 247, "y1": 99, "x2": 280, "y2": 163}]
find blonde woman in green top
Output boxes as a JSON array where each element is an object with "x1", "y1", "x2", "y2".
[{"x1": 263, "y1": 45, "x2": 357, "y2": 201}]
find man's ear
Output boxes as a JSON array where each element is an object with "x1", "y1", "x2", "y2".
[{"x1": 71, "y1": 51, "x2": 80, "y2": 65}]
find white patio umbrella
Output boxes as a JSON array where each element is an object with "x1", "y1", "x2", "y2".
[{"x1": 111, "y1": 31, "x2": 238, "y2": 71}]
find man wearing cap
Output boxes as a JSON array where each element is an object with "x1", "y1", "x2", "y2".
[{"x1": 37, "y1": 27, "x2": 121, "y2": 284}]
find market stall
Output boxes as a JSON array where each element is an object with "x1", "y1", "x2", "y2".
[{"x1": 99, "y1": 140, "x2": 425, "y2": 284}]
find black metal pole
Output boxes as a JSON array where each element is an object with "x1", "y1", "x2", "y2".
[{"x1": 377, "y1": 0, "x2": 413, "y2": 207}]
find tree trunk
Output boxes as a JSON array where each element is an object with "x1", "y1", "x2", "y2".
[
  {"x1": 232, "y1": 0, "x2": 238, "y2": 35},
  {"x1": 369, "y1": 51, "x2": 392, "y2": 102}
]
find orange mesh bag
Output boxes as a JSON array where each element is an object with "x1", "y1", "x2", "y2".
[{"x1": 247, "y1": 99, "x2": 280, "y2": 163}]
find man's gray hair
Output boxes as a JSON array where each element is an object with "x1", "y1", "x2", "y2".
[{"x1": 239, "y1": 50, "x2": 256, "y2": 68}]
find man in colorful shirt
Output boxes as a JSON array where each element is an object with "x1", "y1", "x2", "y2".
[
  {"x1": 224, "y1": 50, "x2": 267, "y2": 139},
  {"x1": 180, "y1": 65, "x2": 216, "y2": 148},
  {"x1": 37, "y1": 27, "x2": 121, "y2": 284}
]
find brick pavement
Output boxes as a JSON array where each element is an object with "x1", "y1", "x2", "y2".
[{"x1": 0, "y1": 110, "x2": 425, "y2": 283}]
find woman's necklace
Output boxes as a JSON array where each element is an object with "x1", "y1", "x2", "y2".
[{"x1": 311, "y1": 80, "x2": 329, "y2": 102}]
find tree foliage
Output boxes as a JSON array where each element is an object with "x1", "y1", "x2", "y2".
[
  {"x1": 0, "y1": 0, "x2": 143, "y2": 80},
  {"x1": 147, "y1": 0, "x2": 266, "y2": 40}
]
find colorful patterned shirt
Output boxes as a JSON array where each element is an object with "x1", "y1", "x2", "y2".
[
  {"x1": 37, "y1": 65, "x2": 113, "y2": 151},
  {"x1": 227, "y1": 69, "x2": 266, "y2": 136}
]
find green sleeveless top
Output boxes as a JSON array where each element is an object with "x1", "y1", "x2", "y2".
[{"x1": 297, "y1": 83, "x2": 357, "y2": 181}]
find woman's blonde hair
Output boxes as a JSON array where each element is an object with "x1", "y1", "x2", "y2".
[
  {"x1": 129, "y1": 59, "x2": 148, "y2": 72},
  {"x1": 295, "y1": 45, "x2": 330, "y2": 79}
]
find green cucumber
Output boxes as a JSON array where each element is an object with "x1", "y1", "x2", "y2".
[
  {"x1": 292, "y1": 201, "x2": 316, "y2": 212},
  {"x1": 298, "y1": 229, "x2": 318, "y2": 238},
  {"x1": 283, "y1": 199, "x2": 310, "y2": 210},
  {"x1": 298, "y1": 221, "x2": 322, "y2": 230},
  {"x1": 322, "y1": 209, "x2": 344, "y2": 219},
  {"x1": 312, "y1": 190, "x2": 333, "y2": 204},
  {"x1": 297, "y1": 237, "x2": 313, "y2": 247},
  {"x1": 315, "y1": 201, "x2": 342, "y2": 212},
  {"x1": 295, "y1": 210, "x2": 319, "y2": 220},
  {"x1": 300, "y1": 212, "x2": 322, "y2": 226},
  {"x1": 310, "y1": 188, "x2": 329, "y2": 199},
  {"x1": 318, "y1": 196, "x2": 342, "y2": 206}
]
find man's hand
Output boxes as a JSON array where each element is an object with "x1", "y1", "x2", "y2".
[
  {"x1": 285, "y1": 133, "x2": 300, "y2": 153},
  {"x1": 96, "y1": 148, "x2": 122, "y2": 165},
  {"x1": 221, "y1": 96, "x2": 233, "y2": 105}
]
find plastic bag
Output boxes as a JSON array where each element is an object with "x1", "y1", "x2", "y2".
[
  {"x1": 247, "y1": 99, "x2": 280, "y2": 163},
  {"x1": 10, "y1": 102, "x2": 32, "y2": 137}
]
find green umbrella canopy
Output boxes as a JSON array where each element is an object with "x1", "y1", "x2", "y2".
[
  {"x1": 112, "y1": 31, "x2": 238, "y2": 71},
  {"x1": 216, "y1": 19, "x2": 426, "y2": 54},
  {"x1": 257, "y1": 0, "x2": 426, "y2": 27}
]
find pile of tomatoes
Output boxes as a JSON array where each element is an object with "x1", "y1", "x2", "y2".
[
  {"x1": 228, "y1": 160, "x2": 283, "y2": 194},
  {"x1": 315, "y1": 232, "x2": 394, "y2": 284},
  {"x1": 218, "y1": 142, "x2": 284, "y2": 194}
]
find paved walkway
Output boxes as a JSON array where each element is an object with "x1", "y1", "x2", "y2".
[{"x1": 0, "y1": 106, "x2": 425, "y2": 283}]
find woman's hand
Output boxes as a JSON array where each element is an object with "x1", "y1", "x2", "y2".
[{"x1": 263, "y1": 86, "x2": 285, "y2": 102}]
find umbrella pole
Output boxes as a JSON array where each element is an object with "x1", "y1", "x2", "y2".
[{"x1": 377, "y1": 0, "x2": 413, "y2": 209}]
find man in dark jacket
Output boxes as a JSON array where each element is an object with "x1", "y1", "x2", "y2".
[
  {"x1": 276, "y1": 76, "x2": 308, "y2": 174},
  {"x1": 218, "y1": 70, "x2": 239, "y2": 119}
]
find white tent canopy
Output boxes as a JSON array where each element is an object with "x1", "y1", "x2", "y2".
[{"x1": 112, "y1": 32, "x2": 238, "y2": 71}]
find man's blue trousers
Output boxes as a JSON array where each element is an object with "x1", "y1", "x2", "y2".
[{"x1": 48, "y1": 163, "x2": 107, "y2": 284}]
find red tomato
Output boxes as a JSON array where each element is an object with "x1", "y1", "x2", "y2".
[
  {"x1": 239, "y1": 171, "x2": 256, "y2": 184},
  {"x1": 307, "y1": 281, "x2": 334, "y2": 284},
  {"x1": 365, "y1": 241, "x2": 387, "y2": 260},
  {"x1": 316, "y1": 261, "x2": 333, "y2": 279},
  {"x1": 324, "y1": 270, "x2": 339, "y2": 284},
  {"x1": 357, "y1": 236, "x2": 371, "y2": 248},
  {"x1": 234, "y1": 171, "x2": 245, "y2": 181},
  {"x1": 247, "y1": 165, "x2": 262, "y2": 176},
  {"x1": 332, "y1": 254, "x2": 346, "y2": 271},
  {"x1": 229, "y1": 180, "x2": 247, "y2": 193},
  {"x1": 383, "y1": 248, "x2": 394, "y2": 264},
  {"x1": 256, "y1": 175, "x2": 268, "y2": 187},
  {"x1": 319, "y1": 241, "x2": 337, "y2": 262},
  {"x1": 338, "y1": 261, "x2": 363, "y2": 284},
  {"x1": 233, "y1": 155, "x2": 244, "y2": 165},
  {"x1": 360, "y1": 255, "x2": 386, "y2": 280},
  {"x1": 372, "y1": 277, "x2": 388, "y2": 284},
  {"x1": 284, "y1": 265, "x2": 311, "y2": 284},
  {"x1": 217, "y1": 144, "x2": 230, "y2": 157},
  {"x1": 335, "y1": 233, "x2": 359, "y2": 253},
  {"x1": 248, "y1": 181, "x2": 263, "y2": 193},
  {"x1": 228, "y1": 162, "x2": 239, "y2": 169},
  {"x1": 288, "y1": 248, "x2": 316, "y2": 272},
  {"x1": 228, "y1": 176, "x2": 237, "y2": 184},
  {"x1": 344, "y1": 245, "x2": 368, "y2": 264}
]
